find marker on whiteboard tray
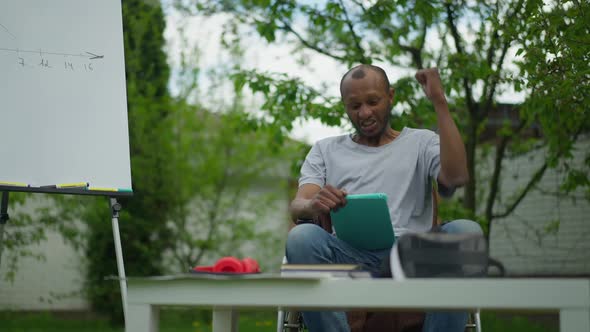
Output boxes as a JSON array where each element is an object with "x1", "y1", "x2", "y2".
[
  {"x1": 0, "y1": 181, "x2": 29, "y2": 187},
  {"x1": 88, "y1": 187, "x2": 118, "y2": 192},
  {"x1": 87, "y1": 187, "x2": 133, "y2": 193},
  {"x1": 41, "y1": 182, "x2": 89, "y2": 189},
  {"x1": 56, "y1": 182, "x2": 89, "y2": 189}
]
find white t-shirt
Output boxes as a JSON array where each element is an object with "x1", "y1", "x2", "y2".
[{"x1": 299, "y1": 127, "x2": 444, "y2": 236}]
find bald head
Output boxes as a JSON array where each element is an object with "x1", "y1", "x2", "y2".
[{"x1": 340, "y1": 64, "x2": 390, "y2": 97}]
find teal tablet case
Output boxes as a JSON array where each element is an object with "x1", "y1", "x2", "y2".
[{"x1": 330, "y1": 193, "x2": 395, "y2": 250}]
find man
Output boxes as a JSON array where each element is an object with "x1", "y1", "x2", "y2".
[{"x1": 286, "y1": 64, "x2": 483, "y2": 332}]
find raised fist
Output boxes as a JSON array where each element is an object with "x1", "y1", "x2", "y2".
[{"x1": 415, "y1": 68, "x2": 447, "y2": 106}]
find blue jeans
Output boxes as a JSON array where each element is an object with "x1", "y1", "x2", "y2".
[{"x1": 285, "y1": 219, "x2": 483, "y2": 332}]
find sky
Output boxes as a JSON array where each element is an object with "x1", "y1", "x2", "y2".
[
  {"x1": 161, "y1": 2, "x2": 525, "y2": 144},
  {"x1": 161, "y1": 10, "x2": 330, "y2": 143},
  {"x1": 162, "y1": 5, "x2": 416, "y2": 144}
]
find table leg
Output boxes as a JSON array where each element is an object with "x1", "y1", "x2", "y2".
[
  {"x1": 212, "y1": 307, "x2": 239, "y2": 332},
  {"x1": 560, "y1": 309, "x2": 590, "y2": 332},
  {"x1": 126, "y1": 303, "x2": 159, "y2": 332}
]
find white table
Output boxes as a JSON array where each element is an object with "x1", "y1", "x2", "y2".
[{"x1": 125, "y1": 275, "x2": 590, "y2": 332}]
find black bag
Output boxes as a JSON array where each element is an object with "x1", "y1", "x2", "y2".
[{"x1": 386, "y1": 233, "x2": 504, "y2": 279}]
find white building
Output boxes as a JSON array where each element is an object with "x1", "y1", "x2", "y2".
[{"x1": 487, "y1": 136, "x2": 590, "y2": 275}]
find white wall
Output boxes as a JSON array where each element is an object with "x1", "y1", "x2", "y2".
[
  {"x1": 487, "y1": 137, "x2": 590, "y2": 275},
  {"x1": 0, "y1": 229, "x2": 89, "y2": 310}
]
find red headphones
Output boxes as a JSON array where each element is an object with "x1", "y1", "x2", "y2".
[{"x1": 192, "y1": 256, "x2": 260, "y2": 274}]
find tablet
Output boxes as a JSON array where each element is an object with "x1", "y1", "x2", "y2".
[{"x1": 330, "y1": 193, "x2": 395, "y2": 250}]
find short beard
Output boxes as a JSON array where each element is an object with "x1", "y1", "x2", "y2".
[{"x1": 353, "y1": 107, "x2": 393, "y2": 138}]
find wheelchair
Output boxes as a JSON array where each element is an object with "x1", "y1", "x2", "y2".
[
  {"x1": 277, "y1": 309, "x2": 305, "y2": 332},
  {"x1": 277, "y1": 252, "x2": 482, "y2": 332},
  {"x1": 277, "y1": 309, "x2": 481, "y2": 332},
  {"x1": 278, "y1": 188, "x2": 483, "y2": 332}
]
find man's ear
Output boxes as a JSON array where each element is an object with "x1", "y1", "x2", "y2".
[{"x1": 389, "y1": 87, "x2": 396, "y2": 105}]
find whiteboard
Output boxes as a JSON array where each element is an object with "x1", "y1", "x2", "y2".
[{"x1": 0, "y1": 0, "x2": 132, "y2": 192}]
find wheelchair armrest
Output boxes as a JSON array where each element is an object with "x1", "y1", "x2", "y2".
[{"x1": 295, "y1": 213, "x2": 332, "y2": 233}]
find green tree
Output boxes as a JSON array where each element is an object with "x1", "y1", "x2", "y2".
[
  {"x1": 165, "y1": 101, "x2": 295, "y2": 272},
  {"x1": 3, "y1": 0, "x2": 295, "y2": 323},
  {"x1": 178, "y1": 0, "x2": 590, "y2": 236},
  {"x1": 160, "y1": 21, "x2": 298, "y2": 273},
  {"x1": 515, "y1": 0, "x2": 590, "y2": 200}
]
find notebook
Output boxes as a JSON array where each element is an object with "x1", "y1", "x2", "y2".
[
  {"x1": 330, "y1": 193, "x2": 395, "y2": 250},
  {"x1": 280, "y1": 264, "x2": 372, "y2": 278}
]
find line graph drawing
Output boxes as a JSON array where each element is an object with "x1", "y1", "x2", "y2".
[
  {"x1": 0, "y1": 48, "x2": 104, "y2": 60},
  {"x1": 1, "y1": 20, "x2": 104, "y2": 73},
  {"x1": 0, "y1": 23, "x2": 104, "y2": 60},
  {"x1": 0, "y1": 22, "x2": 16, "y2": 40}
]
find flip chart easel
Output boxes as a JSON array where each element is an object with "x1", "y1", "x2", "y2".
[
  {"x1": 0, "y1": 0, "x2": 132, "y2": 323},
  {"x1": 0, "y1": 187, "x2": 131, "y2": 321}
]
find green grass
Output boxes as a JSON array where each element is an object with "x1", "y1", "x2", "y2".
[
  {"x1": 0, "y1": 309, "x2": 277, "y2": 332},
  {"x1": 158, "y1": 308, "x2": 277, "y2": 332},
  {"x1": 0, "y1": 311, "x2": 120, "y2": 332},
  {"x1": 481, "y1": 312, "x2": 558, "y2": 332},
  {"x1": 0, "y1": 310, "x2": 557, "y2": 332}
]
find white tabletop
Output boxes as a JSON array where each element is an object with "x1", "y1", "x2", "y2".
[{"x1": 125, "y1": 275, "x2": 590, "y2": 332}]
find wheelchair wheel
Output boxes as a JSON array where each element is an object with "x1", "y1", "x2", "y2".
[
  {"x1": 283, "y1": 310, "x2": 306, "y2": 332},
  {"x1": 465, "y1": 310, "x2": 482, "y2": 332}
]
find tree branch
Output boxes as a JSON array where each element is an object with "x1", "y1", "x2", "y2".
[
  {"x1": 399, "y1": 44, "x2": 423, "y2": 69},
  {"x1": 399, "y1": 21, "x2": 427, "y2": 69},
  {"x1": 418, "y1": 19, "x2": 428, "y2": 53},
  {"x1": 445, "y1": 1, "x2": 465, "y2": 59},
  {"x1": 435, "y1": 26, "x2": 448, "y2": 67},
  {"x1": 485, "y1": 120, "x2": 528, "y2": 224},
  {"x1": 485, "y1": 1, "x2": 501, "y2": 68},
  {"x1": 377, "y1": 24, "x2": 426, "y2": 69},
  {"x1": 172, "y1": 202, "x2": 192, "y2": 270},
  {"x1": 484, "y1": 138, "x2": 507, "y2": 221},
  {"x1": 482, "y1": 0, "x2": 525, "y2": 118},
  {"x1": 350, "y1": 0, "x2": 368, "y2": 13},
  {"x1": 337, "y1": 0, "x2": 368, "y2": 63},
  {"x1": 445, "y1": 1, "x2": 475, "y2": 113},
  {"x1": 192, "y1": 146, "x2": 231, "y2": 265},
  {"x1": 492, "y1": 162, "x2": 548, "y2": 219},
  {"x1": 481, "y1": 37, "x2": 511, "y2": 118},
  {"x1": 276, "y1": 19, "x2": 347, "y2": 62},
  {"x1": 492, "y1": 129, "x2": 584, "y2": 219},
  {"x1": 485, "y1": 31, "x2": 500, "y2": 71}
]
